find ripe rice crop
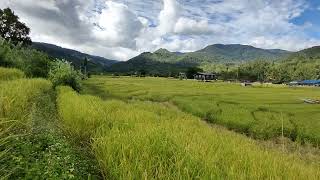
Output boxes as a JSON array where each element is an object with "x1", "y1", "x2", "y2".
[
  {"x1": 58, "y1": 86, "x2": 320, "y2": 179},
  {"x1": 83, "y1": 76, "x2": 320, "y2": 146}
]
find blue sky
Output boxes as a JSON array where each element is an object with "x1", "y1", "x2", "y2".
[
  {"x1": 291, "y1": 0, "x2": 320, "y2": 38},
  {"x1": 1, "y1": 0, "x2": 320, "y2": 60}
]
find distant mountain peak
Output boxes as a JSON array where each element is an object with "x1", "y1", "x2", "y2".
[
  {"x1": 204, "y1": 44, "x2": 256, "y2": 49},
  {"x1": 154, "y1": 48, "x2": 171, "y2": 54}
]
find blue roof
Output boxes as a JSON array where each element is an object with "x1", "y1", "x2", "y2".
[{"x1": 300, "y1": 80, "x2": 320, "y2": 84}]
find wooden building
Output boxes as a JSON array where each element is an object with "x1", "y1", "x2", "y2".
[{"x1": 194, "y1": 72, "x2": 216, "y2": 81}]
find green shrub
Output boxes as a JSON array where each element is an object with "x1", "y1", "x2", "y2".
[
  {"x1": 0, "y1": 67, "x2": 25, "y2": 81},
  {"x1": 49, "y1": 60, "x2": 82, "y2": 92},
  {"x1": 0, "y1": 38, "x2": 50, "y2": 77}
]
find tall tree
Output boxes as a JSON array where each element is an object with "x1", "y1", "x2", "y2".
[{"x1": 0, "y1": 8, "x2": 31, "y2": 46}]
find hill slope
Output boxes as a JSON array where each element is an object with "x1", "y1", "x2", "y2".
[
  {"x1": 293, "y1": 46, "x2": 320, "y2": 60},
  {"x1": 188, "y1": 44, "x2": 291, "y2": 63},
  {"x1": 32, "y1": 42, "x2": 118, "y2": 73}
]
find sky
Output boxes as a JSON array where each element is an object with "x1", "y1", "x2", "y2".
[{"x1": 0, "y1": 0, "x2": 320, "y2": 61}]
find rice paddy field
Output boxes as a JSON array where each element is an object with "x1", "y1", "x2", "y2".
[
  {"x1": 60, "y1": 85, "x2": 320, "y2": 179},
  {"x1": 83, "y1": 76, "x2": 320, "y2": 146}
]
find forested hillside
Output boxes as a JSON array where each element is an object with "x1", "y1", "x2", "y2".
[
  {"x1": 32, "y1": 42, "x2": 118, "y2": 73},
  {"x1": 188, "y1": 44, "x2": 291, "y2": 63}
]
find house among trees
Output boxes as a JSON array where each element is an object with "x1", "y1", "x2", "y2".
[{"x1": 194, "y1": 72, "x2": 216, "y2": 81}]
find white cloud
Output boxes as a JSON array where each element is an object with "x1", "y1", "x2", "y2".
[
  {"x1": 157, "y1": 0, "x2": 213, "y2": 36},
  {"x1": 82, "y1": 45, "x2": 140, "y2": 61},
  {"x1": 174, "y1": 18, "x2": 210, "y2": 35},
  {"x1": 93, "y1": 1, "x2": 143, "y2": 48},
  {"x1": 1, "y1": 0, "x2": 319, "y2": 60},
  {"x1": 158, "y1": 0, "x2": 180, "y2": 35},
  {"x1": 250, "y1": 35, "x2": 319, "y2": 51},
  {"x1": 152, "y1": 36, "x2": 203, "y2": 52}
]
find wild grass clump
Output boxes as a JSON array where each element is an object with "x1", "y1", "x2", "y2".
[
  {"x1": 0, "y1": 67, "x2": 25, "y2": 81},
  {"x1": 0, "y1": 79, "x2": 52, "y2": 126},
  {"x1": 58, "y1": 87, "x2": 320, "y2": 179}
]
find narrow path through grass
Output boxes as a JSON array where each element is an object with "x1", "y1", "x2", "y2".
[{"x1": 1, "y1": 82, "x2": 101, "y2": 179}]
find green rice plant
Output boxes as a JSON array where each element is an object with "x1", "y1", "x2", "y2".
[
  {"x1": 58, "y1": 86, "x2": 320, "y2": 179},
  {"x1": 0, "y1": 67, "x2": 25, "y2": 81},
  {"x1": 57, "y1": 86, "x2": 112, "y2": 142}
]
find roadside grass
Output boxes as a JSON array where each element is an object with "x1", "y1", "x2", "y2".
[
  {"x1": 0, "y1": 67, "x2": 25, "y2": 81},
  {"x1": 0, "y1": 79, "x2": 101, "y2": 179},
  {"x1": 59, "y1": 86, "x2": 320, "y2": 179},
  {"x1": 83, "y1": 76, "x2": 320, "y2": 146}
]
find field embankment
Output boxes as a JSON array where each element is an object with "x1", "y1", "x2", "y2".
[
  {"x1": 83, "y1": 76, "x2": 320, "y2": 146},
  {"x1": 0, "y1": 71, "x2": 100, "y2": 179},
  {"x1": 58, "y1": 85, "x2": 320, "y2": 179}
]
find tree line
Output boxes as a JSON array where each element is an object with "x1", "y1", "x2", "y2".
[{"x1": 202, "y1": 56, "x2": 320, "y2": 83}]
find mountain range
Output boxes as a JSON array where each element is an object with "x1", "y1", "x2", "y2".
[
  {"x1": 107, "y1": 44, "x2": 292, "y2": 75},
  {"x1": 31, "y1": 42, "x2": 320, "y2": 75}
]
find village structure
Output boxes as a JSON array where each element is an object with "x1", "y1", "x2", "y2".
[{"x1": 193, "y1": 72, "x2": 216, "y2": 81}]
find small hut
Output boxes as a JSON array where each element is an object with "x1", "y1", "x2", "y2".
[{"x1": 194, "y1": 72, "x2": 216, "y2": 81}]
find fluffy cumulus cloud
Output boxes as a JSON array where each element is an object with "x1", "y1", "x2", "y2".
[
  {"x1": 93, "y1": 1, "x2": 143, "y2": 48},
  {"x1": 0, "y1": 0, "x2": 320, "y2": 60}
]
